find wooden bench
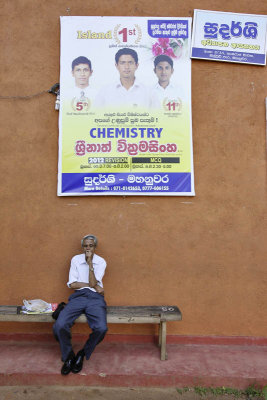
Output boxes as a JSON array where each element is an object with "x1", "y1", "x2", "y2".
[{"x1": 0, "y1": 305, "x2": 182, "y2": 360}]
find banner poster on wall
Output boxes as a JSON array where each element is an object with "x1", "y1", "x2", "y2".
[
  {"x1": 58, "y1": 16, "x2": 194, "y2": 196},
  {"x1": 191, "y1": 10, "x2": 267, "y2": 65}
]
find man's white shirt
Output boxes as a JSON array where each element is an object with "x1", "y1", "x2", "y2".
[
  {"x1": 67, "y1": 253, "x2": 106, "y2": 292},
  {"x1": 71, "y1": 86, "x2": 97, "y2": 100},
  {"x1": 151, "y1": 82, "x2": 184, "y2": 107},
  {"x1": 63, "y1": 85, "x2": 97, "y2": 109},
  {"x1": 95, "y1": 78, "x2": 159, "y2": 109}
]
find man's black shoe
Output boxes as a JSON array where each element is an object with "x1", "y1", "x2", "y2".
[
  {"x1": 61, "y1": 351, "x2": 75, "y2": 375},
  {"x1": 72, "y1": 349, "x2": 85, "y2": 374}
]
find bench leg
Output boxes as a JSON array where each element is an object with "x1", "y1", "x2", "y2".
[
  {"x1": 160, "y1": 321, "x2": 167, "y2": 361},
  {"x1": 158, "y1": 322, "x2": 162, "y2": 347}
]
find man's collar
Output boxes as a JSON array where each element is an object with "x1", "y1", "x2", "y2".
[
  {"x1": 74, "y1": 85, "x2": 90, "y2": 95},
  {"x1": 75, "y1": 84, "x2": 89, "y2": 90},
  {"x1": 116, "y1": 78, "x2": 141, "y2": 89},
  {"x1": 155, "y1": 82, "x2": 174, "y2": 90}
]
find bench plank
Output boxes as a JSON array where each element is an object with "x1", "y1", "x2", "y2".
[
  {"x1": 0, "y1": 306, "x2": 19, "y2": 315},
  {"x1": 0, "y1": 305, "x2": 181, "y2": 322},
  {"x1": 107, "y1": 306, "x2": 181, "y2": 321}
]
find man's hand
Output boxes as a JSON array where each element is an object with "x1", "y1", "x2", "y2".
[
  {"x1": 95, "y1": 285, "x2": 104, "y2": 295},
  {"x1": 85, "y1": 249, "x2": 93, "y2": 264}
]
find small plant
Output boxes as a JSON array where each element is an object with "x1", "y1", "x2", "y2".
[
  {"x1": 176, "y1": 387, "x2": 191, "y2": 394},
  {"x1": 209, "y1": 387, "x2": 240, "y2": 397},
  {"x1": 194, "y1": 387, "x2": 209, "y2": 396},
  {"x1": 244, "y1": 384, "x2": 263, "y2": 398},
  {"x1": 176, "y1": 385, "x2": 267, "y2": 398}
]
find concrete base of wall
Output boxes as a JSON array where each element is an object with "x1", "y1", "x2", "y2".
[{"x1": 0, "y1": 334, "x2": 266, "y2": 388}]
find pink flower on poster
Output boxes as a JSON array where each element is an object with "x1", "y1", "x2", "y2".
[
  {"x1": 152, "y1": 43, "x2": 163, "y2": 56},
  {"x1": 151, "y1": 38, "x2": 184, "y2": 59}
]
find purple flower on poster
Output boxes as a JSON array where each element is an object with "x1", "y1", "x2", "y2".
[{"x1": 152, "y1": 38, "x2": 183, "y2": 59}]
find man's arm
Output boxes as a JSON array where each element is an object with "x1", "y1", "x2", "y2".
[
  {"x1": 69, "y1": 270, "x2": 97, "y2": 289},
  {"x1": 94, "y1": 284, "x2": 104, "y2": 294},
  {"x1": 69, "y1": 282, "x2": 90, "y2": 289},
  {"x1": 86, "y1": 249, "x2": 98, "y2": 288},
  {"x1": 69, "y1": 281, "x2": 104, "y2": 294},
  {"x1": 87, "y1": 261, "x2": 105, "y2": 294},
  {"x1": 85, "y1": 249, "x2": 105, "y2": 294}
]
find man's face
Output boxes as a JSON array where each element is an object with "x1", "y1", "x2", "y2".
[
  {"x1": 116, "y1": 55, "x2": 138, "y2": 80},
  {"x1": 82, "y1": 239, "x2": 96, "y2": 255},
  {"x1": 72, "y1": 63, "x2": 92, "y2": 88},
  {"x1": 154, "y1": 61, "x2": 174, "y2": 86}
]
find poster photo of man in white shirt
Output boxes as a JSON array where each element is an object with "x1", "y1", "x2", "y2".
[
  {"x1": 152, "y1": 55, "x2": 184, "y2": 112},
  {"x1": 95, "y1": 48, "x2": 158, "y2": 110},
  {"x1": 67, "y1": 56, "x2": 97, "y2": 112}
]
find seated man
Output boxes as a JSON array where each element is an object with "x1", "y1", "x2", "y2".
[{"x1": 53, "y1": 234, "x2": 107, "y2": 375}]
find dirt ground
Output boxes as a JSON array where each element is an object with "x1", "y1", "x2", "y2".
[{"x1": 0, "y1": 387, "x2": 256, "y2": 400}]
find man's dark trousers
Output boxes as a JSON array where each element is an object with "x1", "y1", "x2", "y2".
[{"x1": 53, "y1": 288, "x2": 107, "y2": 361}]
